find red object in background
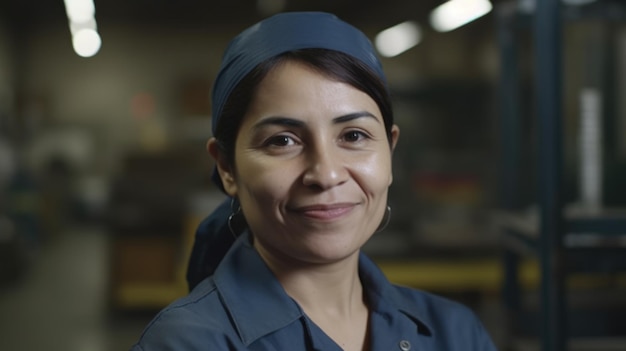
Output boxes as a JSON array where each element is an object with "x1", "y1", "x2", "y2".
[
  {"x1": 412, "y1": 172, "x2": 482, "y2": 205},
  {"x1": 130, "y1": 92, "x2": 156, "y2": 120}
]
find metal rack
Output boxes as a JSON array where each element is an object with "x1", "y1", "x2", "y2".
[{"x1": 496, "y1": 1, "x2": 626, "y2": 350}]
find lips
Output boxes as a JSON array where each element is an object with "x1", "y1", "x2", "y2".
[{"x1": 289, "y1": 203, "x2": 357, "y2": 220}]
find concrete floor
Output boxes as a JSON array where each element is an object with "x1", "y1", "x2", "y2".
[{"x1": 0, "y1": 227, "x2": 150, "y2": 351}]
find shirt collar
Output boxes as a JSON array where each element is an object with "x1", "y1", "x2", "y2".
[
  {"x1": 213, "y1": 232, "x2": 433, "y2": 346},
  {"x1": 358, "y1": 252, "x2": 434, "y2": 337},
  {"x1": 213, "y1": 232, "x2": 303, "y2": 346}
]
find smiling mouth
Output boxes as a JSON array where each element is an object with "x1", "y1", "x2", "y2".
[{"x1": 290, "y1": 203, "x2": 357, "y2": 220}]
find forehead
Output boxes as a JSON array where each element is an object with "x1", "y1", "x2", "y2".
[{"x1": 244, "y1": 60, "x2": 381, "y2": 120}]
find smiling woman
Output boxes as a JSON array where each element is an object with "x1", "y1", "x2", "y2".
[{"x1": 131, "y1": 12, "x2": 498, "y2": 351}]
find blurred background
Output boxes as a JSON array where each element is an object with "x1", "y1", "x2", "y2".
[{"x1": 1, "y1": 0, "x2": 626, "y2": 350}]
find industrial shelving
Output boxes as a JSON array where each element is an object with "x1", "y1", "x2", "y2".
[{"x1": 496, "y1": 1, "x2": 626, "y2": 350}]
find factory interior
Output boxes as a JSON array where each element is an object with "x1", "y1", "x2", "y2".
[{"x1": 1, "y1": 0, "x2": 626, "y2": 350}]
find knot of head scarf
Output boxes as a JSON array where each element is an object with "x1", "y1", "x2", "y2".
[{"x1": 210, "y1": 11, "x2": 386, "y2": 135}]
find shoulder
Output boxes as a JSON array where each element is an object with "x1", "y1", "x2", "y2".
[
  {"x1": 391, "y1": 285, "x2": 498, "y2": 350},
  {"x1": 132, "y1": 278, "x2": 240, "y2": 350}
]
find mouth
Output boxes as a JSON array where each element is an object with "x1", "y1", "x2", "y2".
[{"x1": 289, "y1": 203, "x2": 357, "y2": 221}]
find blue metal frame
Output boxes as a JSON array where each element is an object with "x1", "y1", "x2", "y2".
[{"x1": 534, "y1": 0, "x2": 567, "y2": 350}]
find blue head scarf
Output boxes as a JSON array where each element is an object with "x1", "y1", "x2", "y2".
[{"x1": 188, "y1": 12, "x2": 386, "y2": 291}]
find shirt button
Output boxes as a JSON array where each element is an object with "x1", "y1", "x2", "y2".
[{"x1": 399, "y1": 340, "x2": 411, "y2": 351}]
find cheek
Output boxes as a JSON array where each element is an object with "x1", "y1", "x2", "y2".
[
  {"x1": 235, "y1": 154, "x2": 293, "y2": 203},
  {"x1": 235, "y1": 161, "x2": 293, "y2": 233},
  {"x1": 352, "y1": 151, "x2": 393, "y2": 193}
]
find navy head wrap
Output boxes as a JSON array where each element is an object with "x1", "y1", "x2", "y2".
[{"x1": 211, "y1": 11, "x2": 386, "y2": 135}]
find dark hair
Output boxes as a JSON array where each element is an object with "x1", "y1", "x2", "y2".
[{"x1": 214, "y1": 48, "x2": 394, "y2": 166}]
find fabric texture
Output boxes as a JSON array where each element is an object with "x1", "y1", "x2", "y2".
[{"x1": 134, "y1": 233, "x2": 498, "y2": 351}]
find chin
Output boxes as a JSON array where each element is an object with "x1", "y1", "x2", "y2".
[{"x1": 294, "y1": 234, "x2": 367, "y2": 264}]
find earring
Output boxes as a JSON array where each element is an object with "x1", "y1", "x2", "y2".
[
  {"x1": 375, "y1": 206, "x2": 391, "y2": 233},
  {"x1": 227, "y1": 197, "x2": 242, "y2": 238}
]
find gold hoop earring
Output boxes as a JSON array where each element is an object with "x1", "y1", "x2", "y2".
[{"x1": 227, "y1": 197, "x2": 242, "y2": 238}]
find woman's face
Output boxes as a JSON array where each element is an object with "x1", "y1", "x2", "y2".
[{"x1": 213, "y1": 60, "x2": 399, "y2": 266}]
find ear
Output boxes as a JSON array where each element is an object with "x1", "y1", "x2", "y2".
[
  {"x1": 388, "y1": 124, "x2": 400, "y2": 186},
  {"x1": 206, "y1": 137, "x2": 238, "y2": 197},
  {"x1": 390, "y1": 124, "x2": 400, "y2": 152}
]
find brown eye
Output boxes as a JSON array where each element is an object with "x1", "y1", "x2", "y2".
[
  {"x1": 343, "y1": 130, "x2": 367, "y2": 142},
  {"x1": 266, "y1": 135, "x2": 295, "y2": 147}
]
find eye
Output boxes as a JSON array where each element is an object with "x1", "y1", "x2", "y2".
[
  {"x1": 342, "y1": 130, "x2": 369, "y2": 143},
  {"x1": 265, "y1": 135, "x2": 296, "y2": 147}
]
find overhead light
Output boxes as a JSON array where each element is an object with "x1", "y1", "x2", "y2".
[
  {"x1": 430, "y1": 0, "x2": 493, "y2": 32},
  {"x1": 69, "y1": 17, "x2": 97, "y2": 35},
  {"x1": 72, "y1": 28, "x2": 102, "y2": 58},
  {"x1": 64, "y1": 0, "x2": 102, "y2": 57},
  {"x1": 375, "y1": 21, "x2": 422, "y2": 58},
  {"x1": 64, "y1": 0, "x2": 96, "y2": 24}
]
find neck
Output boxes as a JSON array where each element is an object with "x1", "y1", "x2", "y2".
[
  {"x1": 288, "y1": 257, "x2": 364, "y2": 316},
  {"x1": 261, "y1": 249, "x2": 364, "y2": 310},
  {"x1": 256, "y1": 247, "x2": 371, "y2": 350}
]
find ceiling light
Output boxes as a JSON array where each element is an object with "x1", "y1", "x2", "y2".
[
  {"x1": 430, "y1": 0, "x2": 493, "y2": 32},
  {"x1": 375, "y1": 21, "x2": 422, "y2": 58},
  {"x1": 72, "y1": 28, "x2": 102, "y2": 58},
  {"x1": 64, "y1": 0, "x2": 96, "y2": 24}
]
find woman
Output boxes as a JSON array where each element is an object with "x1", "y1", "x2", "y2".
[{"x1": 132, "y1": 12, "x2": 498, "y2": 351}]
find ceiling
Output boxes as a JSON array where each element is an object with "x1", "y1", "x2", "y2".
[{"x1": 1, "y1": 0, "x2": 501, "y2": 33}]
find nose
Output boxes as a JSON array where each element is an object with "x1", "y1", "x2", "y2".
[{"x1": 302, "y1": 144, "x2": 348, "y2": 190}]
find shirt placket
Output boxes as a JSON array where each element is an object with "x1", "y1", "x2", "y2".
[{"x1": 368, "y1": 311, "x2": 428, "y2": 351}]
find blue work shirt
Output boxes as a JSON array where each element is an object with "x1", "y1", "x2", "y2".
[{"x1": 132, "y1": 233, "x2": 498, "y2": 350}]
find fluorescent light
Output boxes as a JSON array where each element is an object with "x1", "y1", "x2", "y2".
[
  {"x1": 69, "y1": 17, "x2": 97, "y2": 35},
  {"x1": 430, "y1": 0, "x2": 493, "y2": 32},
  {"x1": 72, "y1": 28, "x2": 102, "y2": 57},
  {"x1": 375, "y1": 21, "x2": 422, "y2": 58},
  {"x1": 64, "y1": 0, "x2": 101, "y2": 57},
  {"x1": 64, "y1": 0, "x2": 96, "y2": 24}
]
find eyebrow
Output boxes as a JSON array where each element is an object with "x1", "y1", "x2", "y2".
[
  {"x1": 252, "y1": 117, "x2": 306, "y2": 131},
  {"x1": 332, "y1": 111, "x2": 380, "y2": 124},
  {"x1": 252, "y1": 111, "x2": 380, "y2": 131}
]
